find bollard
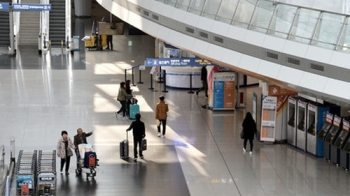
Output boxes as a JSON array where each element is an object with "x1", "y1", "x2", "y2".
[
  {"x1": 188, "y1": 73, "x2": 194, "y2": 94},
  {"x1": 162, "y1": 70, "x2": 168, "y2": 93}
]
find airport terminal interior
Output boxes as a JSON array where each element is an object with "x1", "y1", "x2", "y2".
[{"x1": 1, "y1": 0, "x2": 350, "y2": 196}]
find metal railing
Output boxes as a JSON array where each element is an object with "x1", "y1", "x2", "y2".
[{"x1": 155, "y1": 0, "x2": 350, "y2": 53}]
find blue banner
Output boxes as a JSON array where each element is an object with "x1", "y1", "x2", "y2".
[
  {"x1": 145, "y1": 58, "x2": 213, "y2": 67},
  {"x1": 13, "y1": 4, "x2": 51, "y2": 11},
  {"x1": 0, "y1": 3, "x2": 9, "y2": 11}
]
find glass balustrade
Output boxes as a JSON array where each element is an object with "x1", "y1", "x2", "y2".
[{"x1": 154, "y1": 0, "x2": 350, "y2": 53}]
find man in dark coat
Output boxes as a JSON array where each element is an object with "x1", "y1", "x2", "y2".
[
  {"x1": 196, "y1": 65, "x2": 208, "y2": 97},
  {"x1": 126, "y1": 113, "x2": 146, "y2": 162},
  {"x1": 73, "y1": 128, "x2": 93, "y2": 149}
]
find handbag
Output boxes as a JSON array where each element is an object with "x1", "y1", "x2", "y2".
[
  {"x1": 240, "y1": 130, "x2": 244, "y2": 139},
  {"x1": 67, "y1": 149, "x2": 73, "y2": 157},
  {"x1": 141, "y1": 139, "x2": 147, "y2": 151}
]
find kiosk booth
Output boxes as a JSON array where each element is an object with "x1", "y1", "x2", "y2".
[
  {"x1": 323, "y1": 115, "x2": 342, "y2": 161},
  {"x1": 317, "y1": 112, "x2": 335, "y2": 158},
  {"x1": 296, "y1": 100, "x2": 307, "y2": 150},
  {"x1": 340, "y1": 119, "x2": 350, "y2": 170},
  {"x1": 287, "y1": 97, "x2": 297, "y2": 146},
  {"x1": 306, "y1": 104, "x2": 332, "y2": 156}
]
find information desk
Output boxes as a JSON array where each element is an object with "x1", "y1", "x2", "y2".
[{"x1": 162, "y1": 67, "x2": 202, "y2": 89}]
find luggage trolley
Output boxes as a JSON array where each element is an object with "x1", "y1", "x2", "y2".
[
  {"x1": 76, "y1": 144, "x2": 99, "y2": 178},
  {"x1": 16, "y1": 150, "x2": 37, "y2": 196},
  {"x1": 37, "y1": 150, "x2": 56, "y2": 196}
]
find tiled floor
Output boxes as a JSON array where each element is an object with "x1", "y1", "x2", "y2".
[{"x1": 1, "y1": 21, "x2": 350, "y2": 196}]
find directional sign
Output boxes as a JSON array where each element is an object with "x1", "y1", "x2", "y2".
[
  {"x1": 13, "y1": 3, "x2": 51, "y2": 11},
  {"x1": 145, "y1": 58, "x2": 213, "y2": 67},
  {"x1": 0, "y1": 3, "x2": 9, "y2": 11}
]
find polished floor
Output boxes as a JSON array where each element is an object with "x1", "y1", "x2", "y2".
[{"x1": 1, "y1": 29, "x2": 350, "y2": 196}]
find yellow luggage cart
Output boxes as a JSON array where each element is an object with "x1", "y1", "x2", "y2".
[{"x1": 83, "y1": 35, "x2": 107, "y2": 50}]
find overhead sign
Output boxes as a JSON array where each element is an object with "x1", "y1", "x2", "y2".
[
  {"x1": 145, "y1": 58, "x2": 213, "y2": 67},
  {"x1": 0, "y1": 3, "x2": 9, "y2": 11},
  {"x1": 13, "y1": 3, "x2": 51, "y2": 11}
]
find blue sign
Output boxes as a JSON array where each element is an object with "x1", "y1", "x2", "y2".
[
  {"x1": 145, "y1": 58, "x2": 213, "y2": 67},
  {"x1": 0, "y1": 3, "x2": 9, "y2": 11},
  {"x1": 13, "y1": 4, "x2": 51, "y2": 11},
  {"x1": 213, "y1": 81, "x2": 225, "y2": 109}
]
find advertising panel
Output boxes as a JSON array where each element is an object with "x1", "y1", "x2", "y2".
[
  {"x1": 260, "y1": 96, "x2": 277, "y2": 142},
  {"x1": 211, "y1": 72, "x2": 235, "y2": 110}
]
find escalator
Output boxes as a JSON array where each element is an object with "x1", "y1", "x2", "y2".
[
  {"x1": 0, "y1": 0, "x2": 11, "y2": 47},
  {"x1": 49, "y1": 0, "x2": 66, "y2": 47}
]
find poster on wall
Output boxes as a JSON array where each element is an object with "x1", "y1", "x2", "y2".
[
  {"x1": 260, "y1": 96, "x2": 277, "y2": 142},
  {"x1": 211, "y1": 72, "x2": 235, "y2": 110}
]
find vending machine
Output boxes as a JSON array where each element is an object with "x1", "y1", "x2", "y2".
[
  {"x1": 296, "y1": 100, "x2": 307, "y2": 150},
  {"x1": 306, "y1": 104, "x2": 330, "y2": 156},
  {"x1": 323, "y1": 115, "x2": 342, "y2": 160},
  {"x1": 317, "y1": 112, "x2": 335, "y2": 158},
  {"x1": 287, "y1": 97, "x2": 297, "y2": 146}
]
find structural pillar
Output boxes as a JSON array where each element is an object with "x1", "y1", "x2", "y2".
[{"x1": 74, "y1": 0, "x2": 92, "y2": 18}]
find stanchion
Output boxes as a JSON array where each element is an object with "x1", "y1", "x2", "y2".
[
  {"x1": 131, "y1": 67, "x2": 136, "y2": 86},
  {"x1": 162, "y1": 70, "x2": 168, "y2": 93},
  {"x1": 157, "y1": 66, "x2": 163, "y2": 83},
  {"x1": 137, "y1": 69, "x2": 143, "y2": 84},
  {"x1": 188, "y1": 73, "x2": 194, "y2": 94},
  {"x1": 124, "y1": 69, "x2": 127, "y2": 82},
  {"x1": 149, "y1": 74, "x2": 155, "y2": 91}
]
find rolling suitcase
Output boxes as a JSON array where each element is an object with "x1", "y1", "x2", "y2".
[
  {"x1": 84, "y1": 152, "x2": 97, "y2": 168},
  {"x1": 120, "y1": 132, "x2": 129, "y2": 159},
  {"x1": 129, "y1": 104, "x2": 140, "y2": 119}
]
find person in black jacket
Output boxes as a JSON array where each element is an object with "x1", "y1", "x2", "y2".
[
  {"x1": 242, "y1": 112, "x2": 257, "y2": 154},
  {"x1": 126, "y1": 113, "x2": 146, "y2": 162},
  {"x1": 196, "y1": 65, "x2": 208, "y2": 97}
]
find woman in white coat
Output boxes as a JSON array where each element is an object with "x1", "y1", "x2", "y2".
[{"x1": 57, "y1": 130, "x2": 75, "y2": 175}]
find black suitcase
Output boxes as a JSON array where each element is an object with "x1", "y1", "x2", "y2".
[{"x1": 120, "y1": 132, "x2": 129, "y2": 159}]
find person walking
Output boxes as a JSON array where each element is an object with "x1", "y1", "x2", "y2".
[
  {"x1": 126, "y1": 113, "x2": 146, "y2": 162},
  {"x1": 106, "y1": 34, "x2": 113, "y2": 50},
  {"x1": 155, "y1": 95, "x2": 168, "y2": 138},
  {"x1": 115, "y1": 81, "x2": 133, "y2": 120},
  {"x1": 57, "y1": 130, "x2": 75, "y2": 175},
  {"x1": 73, "y1": 128, "x2": 93, "y2": 149},
  {"x1": 242, "y1": 112, "x2": 257, "y2": 154},
  {"x1": 196, "y1": 65, "x2": 208, "y2": 97}
]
